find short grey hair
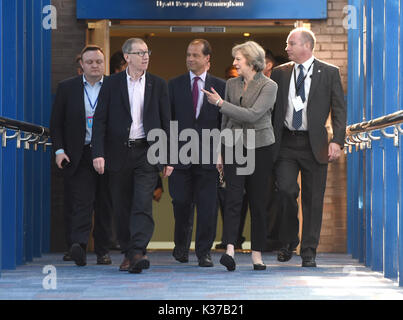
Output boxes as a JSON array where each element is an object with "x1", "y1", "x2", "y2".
[
  {"x1": 122, "y1": 38, "x2": 146, "y2": 54},
  {"x1": 232, "y1": 41, "x2": 266, "y2": 72},
  {"x1": 289, "y1": 27, "x2": 316, "y2": 50}
]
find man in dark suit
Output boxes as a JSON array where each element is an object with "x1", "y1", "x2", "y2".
[
  {"x1": 92, "y1": 38, "x2": 173, "y2": 274},
  {"x1": 168, "y1": 39, "x2": 225, "y2": 267},
  {"x1": 50, "y1": 45, "x2": 113, "y2": 267},
  {"x1": 271, "y1": 28, "x2": 346, "y2": 267}
]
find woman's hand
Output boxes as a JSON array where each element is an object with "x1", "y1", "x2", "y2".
[{"x1": 202, "y1": 87, "x2": 223, "y2": 107}]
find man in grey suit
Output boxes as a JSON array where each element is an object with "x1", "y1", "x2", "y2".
[{"x1": 271, "y1": 28, "x2": 346, "y2": 267}]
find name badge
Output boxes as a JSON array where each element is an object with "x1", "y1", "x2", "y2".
[
  {"x1": 292, "y1": 96, "x2": 305, "y2": 112},
  {"x1": 87, "y1": 116, "x2": 93, "y2": 128}
]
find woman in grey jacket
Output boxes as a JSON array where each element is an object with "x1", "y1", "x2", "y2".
[{"x1": 203, "y1": 41, "x2": 278, "y2": 271}]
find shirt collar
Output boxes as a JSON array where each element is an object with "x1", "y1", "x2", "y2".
[
  {"x1": 189, "y1": 70, "x2": 207, "y2": 82},
  {"x1": 126, "y1": 67, "x2": 146, "y2": 83},
  {"x1": 83, "y1": 74, "x2": 103, "y2": 86},
  {"x1": 295, "y1": 55, "x2": 315, "y2": 71}
]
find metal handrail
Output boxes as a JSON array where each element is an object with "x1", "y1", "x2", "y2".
[
  {"x1": 345, "y1": 110, "x2": 403, "y2": 152},
  {"x1": 0, "y1": 116, "x2": 51, "y2": 151},
  {"x1": 0, "y1": 116, "x2": 49, "y2": 136}
]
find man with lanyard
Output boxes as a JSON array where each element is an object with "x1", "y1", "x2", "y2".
[
  {"x1": 271, "y1": 28, "x2": 346, "y2": 267},
  {"x1": 50, "y1": 45, "x2": 113, "y2": 267}
]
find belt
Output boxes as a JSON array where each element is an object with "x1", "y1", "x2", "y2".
[
  {"x1": 128, "y1": 138, "x2": 148, "y2": 148},
  {"x1": 283, "y1": 128, "x2": 308, "y2": 136}
]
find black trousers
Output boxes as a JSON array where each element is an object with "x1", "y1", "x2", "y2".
[
  {"x1": 274, "y1": 129, "x2": 328, "y2": 258},
  {"x1": 109, "y1": 143, "x2": 158, "y2": 259},
  {"x1": 66, "y1": 145, "x2": 113, "y2": 256},
  {"x1": 217, "y1": 185, "x2": 248, "y2": 245},
  {"x1": 168, "y1": 165, "x2": 218, "y2": 259},
  {"x1": 222, "y1": 145, "x2": 273, "y2": 251}
]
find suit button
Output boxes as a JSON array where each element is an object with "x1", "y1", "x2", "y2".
[
  {"x1": 123, "y1": 142, "x2": 127, "y2": 146},
  {"x1": 127, "y1": 127, "x2": 130, "y2": 131}
]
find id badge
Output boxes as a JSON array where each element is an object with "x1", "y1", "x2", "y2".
[
  {"x1": 292, "y1": 96, "x2": 305, "y2": 112},
  {"x1": 87, "y1": 116, "x2": 93, "y2": 128}
]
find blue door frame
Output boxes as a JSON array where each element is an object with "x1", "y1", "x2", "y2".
[
  {"x1": 0, "y1": 0, "x2": 51, "y2": 275},
  {"x1": 347, "y1": 0, "x2": 403, "y2": 286}
]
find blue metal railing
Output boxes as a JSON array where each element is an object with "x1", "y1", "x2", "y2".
[
  {"x1": 348, "y1": 0, "x2": 403, "y2": 287},
  {"x1": 0, "y1": 0, "x2": 51, "y2": 276},
  {"x1": 345, "y1": 110, "x2": 403, "y2": 286}
]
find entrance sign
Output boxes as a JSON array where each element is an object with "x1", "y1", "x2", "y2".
[{"x1": 77, "y1": 0, "x2": 327, "y2": 20}]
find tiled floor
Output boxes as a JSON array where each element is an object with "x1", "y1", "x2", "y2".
[{"x1": 0, "y1": 251, "x2": 402, "y2": 300}]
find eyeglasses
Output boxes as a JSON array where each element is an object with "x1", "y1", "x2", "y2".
[{"x1": 127, "y1": 50, "x2": 152, "y2": 57}]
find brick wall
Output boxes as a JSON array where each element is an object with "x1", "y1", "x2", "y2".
[
  {"x1": 51, "y1": 0, "x2": 86, "y2": 92},
  {"x1": 310, "y1": 0, "x2": 348, "y2": 252}
]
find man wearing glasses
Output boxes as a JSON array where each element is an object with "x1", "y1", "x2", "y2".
[{"x1": 92, "y1": 38, "x2": 173, "y2": 274}]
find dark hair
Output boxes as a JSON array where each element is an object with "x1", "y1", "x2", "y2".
[
  {"x1": 110, "y1": 51, "x2": 126, "y2": 74},
  {"x1": 274, "y1": 55, "x2": 289, "y2": 65},
  {"x1": 265, "y1": 49, "x2": 276, "y2": 63},
  {"x1": 189, "y1": 39, "x2": 212, "y2": 57},
  {"x1": 80, "y1": 45, "x2": 104, "y2": 57}
]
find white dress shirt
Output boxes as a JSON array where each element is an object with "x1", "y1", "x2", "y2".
[
  {"x1": 285, "y1": 55, "x2": 315, "y2": 131},
  {"x1": 190, "y1": 70, "x2": 207, "y2": 118},
  {"x1": 127, "y1": 68, "x2": 146, "y2": 139}
]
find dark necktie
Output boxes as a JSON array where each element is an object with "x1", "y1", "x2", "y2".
[
  {"x1": 192, "y1": 76, "x2": 200, "y2": 117},
  {"x1": 292, "y1": 64, "x2": 305, "y2": 130}
]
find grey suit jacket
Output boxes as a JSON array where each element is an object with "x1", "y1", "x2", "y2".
[{"x1": 220, "y1": 71, "x2": 278, "y2": 148}]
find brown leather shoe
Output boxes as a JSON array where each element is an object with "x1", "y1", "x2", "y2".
[
  {"x1": 119, "y1": 257, "x2": 130, "y2": 271},
  {"x1": 128, "y1": 253, "x2": 150, "y2": 274}
]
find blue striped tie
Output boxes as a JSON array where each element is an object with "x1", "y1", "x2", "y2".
[{"x1": 292, "y1": 64, "x2": 305, "y2": 130}]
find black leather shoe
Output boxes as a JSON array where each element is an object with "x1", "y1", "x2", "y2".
[
  {"x1": 97, "y1": 254, "x2": 112, "y2": 265},
  {"x1": 198, "y1": 254, "x2": 214, "y2": 267},
  {"x1": 63, "y1": 251, "x2": 72, "y2": 261},
  {"x1": 220, "y1": 253, "x2": 236, "y2": 271},
  {"x1": 302, "y1": 256, "x2": 317, "y2": 267},
  {"x1": 277, "y1": 246, "x2": 293, "y2": 262},
  {"x1": 128, "y1": 254, "x2": 150, "y2": 274},
  {"x1": 253, "y1": 263, "x2": 267, "y2": 271},
  {"x1": 70, "y1": 243, "x2": 86, "y2": 267},
  {"x1": 235, "y1": 236, "x2": 245, "y2": 250},
  {"x1": 173, "y1": 247, "x2": 189, "y2": 263}
]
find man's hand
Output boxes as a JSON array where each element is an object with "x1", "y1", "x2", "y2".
[
  {"x1": 56, "y1": 153, "x2": 70, "y2": 169},
  {"x1": 163, "y1": 165, "x2": 174, "y2": 178},
  {"x1": 153, "y1": 187, "x2": 163, "y2": 202},
  {"x1": 216, "y1": 153, "x2": 223, "y2": 172},
  {"x1": 328, "y1": 142, "x2": 342, "y2": 162},
  {"x1": 93, "y1": 157, "x2": 105, "y2": 175}
]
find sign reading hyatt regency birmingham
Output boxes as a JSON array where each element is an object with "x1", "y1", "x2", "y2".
[
  {"x1": 146, "y1": 121, "x2": 256, "y2": 175},
  {"x1": 76, "y1": 0, "x2": 327, "y2": 20}
]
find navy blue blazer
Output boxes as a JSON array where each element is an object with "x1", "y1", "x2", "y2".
[
  {"x1": 168, "y1": 72, "x2": 226, "y2": 170},
  {"x1": 50, "y1": 75, "x2": 107, "y2": 176},
  {"x1": 91, "y1": 70, "x2": 171, "y2": 172}
]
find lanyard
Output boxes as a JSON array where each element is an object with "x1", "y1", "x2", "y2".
[
  {"x1": 293, "y1": 61, "x2": 314, "y2": 95},
  {"x1": 84, "y1": 85, "x2": 100, "y2": 111}
]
